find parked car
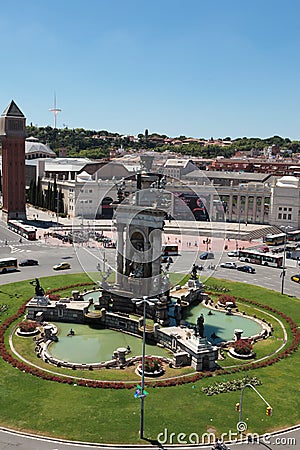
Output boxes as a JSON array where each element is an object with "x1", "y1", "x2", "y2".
[
  {"x1": 257, "y1": 245, "x2": 269, "y2": 253},
  {"x1": 227, "y1": 250, "x2": 239, "y2": 257},
  {"x1": 291, "y1": 274, "x2": 300, "y2": 283},
  {"x1": 200, "y1": 252, "x2": 215, "y2": 260},
  {"x1": 53, "y1": 262, "x2": 71, "y2": 271},
  {"x1": 220, "y1": 262, "x2": 237, "y2": 269},
  {"x1": 237, "y1": 265, "x2": 256, "y2": 273},
  {"x1": 19, "y1": 259, "x2": 39, "y2": 266},
  {"x1": 161, "y1": 255, "x2": 174, "y2": 264}
]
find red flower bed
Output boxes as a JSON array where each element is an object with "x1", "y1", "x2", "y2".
[
  {"x1": 18, "y1": 320, "x2": 37, "y2": 333},
  {"x1": 232, "y1": 339, "x2": 253, "y2": 355},
  {"x1": 218, "y1": 294, "x2": 237, "y2": 307},
  {"x1": 144, "y1": 357, "x2": 163, "y2": 373}
]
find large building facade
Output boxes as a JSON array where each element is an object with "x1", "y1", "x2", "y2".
[{"x1": 24, "y1": 155, "x2": 300, "y2": 229}]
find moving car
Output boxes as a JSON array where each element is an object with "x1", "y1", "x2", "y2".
[
  {"x1": 227, "y1": 250, "x2": 239, "y2": 257},
  {"x1": 199, "y1": 252, "x2": 215, "y2": 260},
  {"x1": 291, "y1": 274, "x2": 300, "y2": 283},
  {"x1": 220, "y1": 262, "x2": 237, "y2": 269},
  {"x1": 53, "y1": 262, "x2": 71, "y2": 271},
  {"x1": 237, "y1": 265, "x2": 256, "y2": 273},
  {"x1": 19, "y1": 259, "x2": 39, "y2": 266}
]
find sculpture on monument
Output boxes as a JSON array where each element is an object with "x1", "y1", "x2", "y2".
[
  {"x1": 30, "y1": 278, "x2": 45, "y2": 298},
  {"x1": 197, "y1": 313, "x2": 205, "y2": 338},
  {"x1": 191, "y1": 264, "x2": 199, "y2": 280}
]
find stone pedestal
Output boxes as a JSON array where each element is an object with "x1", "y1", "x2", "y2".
[
  {"x1": 155, "y1": 296, "x2": 169, "y2": 326},
  {"x1": 188, "y1": 337, "x2": 218, "y2": 371},
  {"x1": 234, "y1": 329, "x2": 244, "y2": 341},
  {"x1": 116, "y1": 347, "x2": 127, "y2": 366}
]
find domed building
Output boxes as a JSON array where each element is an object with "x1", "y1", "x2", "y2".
[{"x1": 25, "y1": 137, "x2": 56, "y2": 159}]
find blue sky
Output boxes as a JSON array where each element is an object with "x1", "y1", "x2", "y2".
[{"x1": 1, "y1": 0, "x2": 300, "y2": 139}]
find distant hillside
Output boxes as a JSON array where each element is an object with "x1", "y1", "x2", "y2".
[{"x1": 25, "y1": 125, "x2": 300, "y2": 160}]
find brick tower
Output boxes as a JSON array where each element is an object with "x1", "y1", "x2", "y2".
[{"x1": 0, "y1": 100, "x2": 26, "y2": 221}]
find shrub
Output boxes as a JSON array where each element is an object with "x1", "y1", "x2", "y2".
[
  {"x1": 18, "y1": 320, "x2": 37, "y2": 333},
  {"x1": 232, "y1": 339, "x2": 253, "y2": 355},
  {"x1": 218, "y1": 294, "x2": 236, "y2": 307},
  {"x1": 144, "y1": 357, "x2": 163, "y2": 373}
]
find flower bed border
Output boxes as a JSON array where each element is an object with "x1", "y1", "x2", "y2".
[
  {"x1": 1, "y1": 283, "x2": 299, "y2": 389},
  {"x1": 228, "y1": 347, "x2": 255, "y2": 359}
]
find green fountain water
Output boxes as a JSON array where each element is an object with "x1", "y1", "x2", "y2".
[{"x1": 48, "y1": 291, "x2": 262, "y2": 363}]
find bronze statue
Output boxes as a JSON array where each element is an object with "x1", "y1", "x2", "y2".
[
  {"x1": 30, "y1": 278, "x2": 45, "y2": 297},
  {"x1": 197, "y1": 313, "x2": 205, "y2": 338}
]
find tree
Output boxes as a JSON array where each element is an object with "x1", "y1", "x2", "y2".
[
  {"x1": 58, "y1": 188, "x2": 64, "y2": 215},
  {"x1": 45, "y1": 181, "x2": 51, "y2": 210},
  {"x1": 36, "y1": 177, "x2": 44, "y2": 207},
  {"x1": 31, "y1": 180, "x2": 37, "y2": 206},
  {"x1": 52, "y1": 177, "x2": 57, "y2": 212}
]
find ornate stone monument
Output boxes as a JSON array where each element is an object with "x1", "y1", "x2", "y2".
[{"x1": 99, "y1": 155, "x2": 172, "y2": 324}]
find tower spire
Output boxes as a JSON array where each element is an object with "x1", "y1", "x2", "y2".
[{"x1": 49, "y1": 93, "x2": 61, "y2": 128}]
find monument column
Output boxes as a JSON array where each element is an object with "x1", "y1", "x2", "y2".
[
  {"x1": 244, "y1": 196, "x2": 249, "y2": 223},
  {"x1": 116, "y1": 224, "x2": 125, "y2": 286},
  {"x1": 150, "y1": 227, "x2": 162, "y2": 277},
  {"x1": 209, "y1": 194, "x2": 214, "y2": 221},
  {"x1": 0, "y1": 101, "x2": 26, "y2": 221}
]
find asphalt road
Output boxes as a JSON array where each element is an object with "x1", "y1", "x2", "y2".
[
  {"x1": 0, "y1": 229, "x2": 299, "y2": 298},
  {"x1": 0, "y1": 426, "x2": 298, "y2": 450}
]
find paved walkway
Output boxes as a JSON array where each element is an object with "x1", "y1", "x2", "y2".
[{"x1": 22, "y1": 205, "x2": 264, "y2": 253}]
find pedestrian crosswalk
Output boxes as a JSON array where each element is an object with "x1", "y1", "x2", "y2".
[{"x1": 0, "y1": 240, "x2": 45, "y2": 253}]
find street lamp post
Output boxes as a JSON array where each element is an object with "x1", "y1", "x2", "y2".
[
  {"x1": 238, "y1": 383, "x2": 272, "y2": 430},
  {"x1": 132, "y1": 296, "x2": 158, "y2": 439},
  {"x1": 280, "y1": 226, "x2": 293, "y2": 295},
  {"x1": 281, "y1": 234, "x2": 287, "y2": 295}
]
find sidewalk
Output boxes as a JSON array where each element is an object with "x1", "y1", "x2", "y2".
[{"x1": 25, "y1": 205, "x2": 264, "y2": 238}]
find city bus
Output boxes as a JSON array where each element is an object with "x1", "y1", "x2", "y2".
[
  {"x1": 287, "y1": 230, "x2": 300, "y2": 242},
  {"x1": 162, "y1": 245, "x2": 179, "y2": 256},
  {"x1": 264, "y1": 233, "x2": 286, "y2": 246},
  {"x1": 8, "y1": 220, "x2": 37, "y2": 240},
  {"x1": 0, "y1": 257, "x2": 18, "y2": 274},
  {"x1": 239, "y1": 249, "x2": 283, "y2": 268}
]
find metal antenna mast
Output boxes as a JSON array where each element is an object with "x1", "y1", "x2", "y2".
[{"x1": 49, "y1": 94, "x2": 61, "y2": 128}]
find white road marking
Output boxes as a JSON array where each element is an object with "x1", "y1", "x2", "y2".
[{"x1": 9, "y1": 246, "x2": 24, "y2": 254}]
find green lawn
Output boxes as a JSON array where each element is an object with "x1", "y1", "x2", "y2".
[{"x1": 0, "y1": 273, "x2": 299, "y2": 443}]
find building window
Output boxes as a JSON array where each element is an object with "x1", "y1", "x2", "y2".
[
  {"x1": 283, "y1": 214, "x2": 286, "y2": 219},
  {"x1": 279, "y1": 207, "x2": 282, "y2": 211},
  {"x1": 283, "y1": 207, "x2": 287, "y2": 211},
  {"x1": 288, "y1": 214, "x2": 292, "y2": 220},
  {"x1": 278, "y1": 213, "x2": 282, "y2": 219},
  {"x1": 288, "y1": 207, "x2": 292, "y2": 211}
]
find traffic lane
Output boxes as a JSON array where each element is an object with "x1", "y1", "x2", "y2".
[
  {"x1": 0, "y1": 247, "x2": 82, "y2": 286},
  {"x1": 215, "y1": 264, "x2": 299, "y2": 296},
  {"x1": 1, "y1": 242, "x2": 300, "y2": 297},
  {"x1": 174, "y1": 251, "x2": 300, "y2": 295},
  {"x1": 0, "y1": 245, "x2": 116, "y2": 286},
  {"x1": 0, "y1": 427, "x2": 298, "y2": 450}
]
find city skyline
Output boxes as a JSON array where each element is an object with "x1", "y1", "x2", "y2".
[{"x1": 1, "y1": 1, "x2": 300, "y2": 139}]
